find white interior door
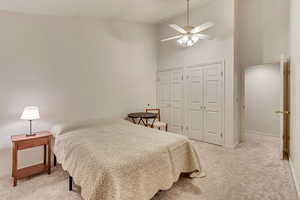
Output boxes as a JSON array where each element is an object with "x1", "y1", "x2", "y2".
[
  {"x1": 203, "y1": 64, "x2": 224, "y2": 145},
  {"x1": 169, "y1": 70, "x2": 184, "y2": 134},
  {"x1": 157, "y1": 72, "x2": 171, "y2": 124},
  {"x1": 185, "y1": 67, "x2": 204, "y2": 140}
]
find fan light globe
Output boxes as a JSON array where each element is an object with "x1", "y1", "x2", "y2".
[
  {"x1": 177, "y1": 35, "x2": 197, "y2": 47},
  {"x1": 191, "y1": 35, "x2": 199, "y2": 43}
]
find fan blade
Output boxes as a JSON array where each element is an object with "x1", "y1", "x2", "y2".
[
  {"x1": 169, "y1": 24, "x2": 187, "y2": 34},
  {"x1": 191, "y1": 22, "x2": 214, "y2": 34},
  {"x1": 195, "y1": 34, "x2": 212, "y2": 40},
  {"x1": 161, "y1": 35, "x2": 183, "y2": 42}
]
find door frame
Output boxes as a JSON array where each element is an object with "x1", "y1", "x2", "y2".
[
  {"x1": 240, "y1": 55, "x2": 291, "y2": 160},
  {"x1": 157, "y1": 59, "x2": 225, "y2": 146},
  {"x1": 281, "y1": 58, "x2": 291, "y2": 160}
]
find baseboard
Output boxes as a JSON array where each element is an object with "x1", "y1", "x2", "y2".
[
  {"x1": 289, "y1": 160, "x2": 300, "y2": 199},
  {"x1": 245, "y1": 130, "x2": 280, "y2": 138}
]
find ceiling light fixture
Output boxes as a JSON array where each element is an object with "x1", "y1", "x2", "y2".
[{"x1": 160, "y1": 0, "x2": 214, "y2": 48}]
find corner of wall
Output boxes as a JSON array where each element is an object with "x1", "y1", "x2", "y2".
[{"x1": 289, "y1": 159, "x2": 300, "y2": 199}]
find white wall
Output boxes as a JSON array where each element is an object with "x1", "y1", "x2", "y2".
[
  {"x1": 289, "y1": 0, "x2": 300, "y2": 196},
  {"x1": 0, "y1": 11, "x2": 158, "y2": 177},
  {"x1": 238, "y1": 0, "x2": 290, "y2": 67},
  {"x1": 158, "y1": 0, "x2": 238, "y2": 147},
  {"x1": 238, "y1": 0, "x2": 290, "y2": 140},
  {"x1": 244, "y1": 64, "x2": 281, "y2": 137}
]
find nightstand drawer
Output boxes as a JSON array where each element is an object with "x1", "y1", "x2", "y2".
[{"x1": 17, "y1": 137, "x2": 49, "y2": 150}]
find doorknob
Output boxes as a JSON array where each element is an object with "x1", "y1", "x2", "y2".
[{"x1": 275, "y1": 110, "x2": 290, "y2": 114}]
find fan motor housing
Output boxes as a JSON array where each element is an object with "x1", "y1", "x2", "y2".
[{"x1": 184, "y1": 26, "x2": 195, "y2": 33}]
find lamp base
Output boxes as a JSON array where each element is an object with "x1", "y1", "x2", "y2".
[
  {"x1": 26, "y1": 120, "x2": 36, "y2": 137},
  {"x1": 26, "y1": 133, "x2": 36, "y2": 137}
]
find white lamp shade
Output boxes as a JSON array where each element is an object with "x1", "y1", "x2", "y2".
[{"x1": 21, "y1": 106, "x2": 40, "y2": 120}]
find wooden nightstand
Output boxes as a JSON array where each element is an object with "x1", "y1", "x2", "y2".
[{"x1": 11, "y1": 131, "x2": 52, "y2": 186}]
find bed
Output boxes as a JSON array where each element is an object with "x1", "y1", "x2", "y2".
[{"x1": 51, "y1": 119, "x2": 205, "y2": 200}]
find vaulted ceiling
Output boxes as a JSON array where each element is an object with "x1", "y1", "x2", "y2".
[{"x1": 0, "y1": 0, "x2": 212, "y2": 24}]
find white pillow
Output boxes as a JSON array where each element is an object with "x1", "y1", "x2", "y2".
[{"x1": 50, "y1": 118, "x2": 122, "y2": 137}]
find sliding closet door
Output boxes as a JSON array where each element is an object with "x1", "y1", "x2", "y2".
[
  {"x1": 185, "y1": 68, "x2": 204, "y2": 140},
  {"x1": 203, "y1": 64, "x2": 224, "y2": 145},
  {"x1": 169, "y1": 70, "x2": 185, "y2": 134},
  {"x1": 157, "y1": 72, "x2": 171, "y2": 124}
]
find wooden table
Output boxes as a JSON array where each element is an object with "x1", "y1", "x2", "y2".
[
  {"x1": 11, "y1": 131, "x2": 52, "y2": 186},
  {"x1": 128, "y1": 112, "x2": 157, "y2": 127}
]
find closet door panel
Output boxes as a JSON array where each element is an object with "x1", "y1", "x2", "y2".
[
  {"x1": 203, "y1": 64, "x2": 223, "y2": 145},
  {"x1": 169, "y1": 70, "x2": 184, "y2": 134},
  {"x1": 170, "y1": 103, "x2": 183, "y2": 133},
  {"x1": 157, "y1": 72, "x2": 171, "y2": 125},
  {"x1": 158, "y1": 63, "x2": 224, "y2": 144},
  {"x1": 185, "y1": 68, "x2": 204, "y2": 140},
  {"x1": 188, "y1": 110, "x2": 203, "y2": 139},
  {"x1": 160, "y1": 104, "x2": 171, "y2": 124}
]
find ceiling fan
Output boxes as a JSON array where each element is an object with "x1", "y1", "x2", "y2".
[{"x1": 160, "y1": 0, "x2": 214, "y2": 47}]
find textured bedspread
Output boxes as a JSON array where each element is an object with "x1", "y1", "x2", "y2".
[{"x1": 53, "y1": 119, "x2": 204, "y2": 200}]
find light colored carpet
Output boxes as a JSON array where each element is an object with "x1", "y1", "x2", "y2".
[{"x1": 0, "y1": 134, "x2": 298, "y2": 200}]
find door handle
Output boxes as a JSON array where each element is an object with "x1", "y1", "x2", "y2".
[{"x1": 275, "y1": 110, "x2": 290, "y2": 114}]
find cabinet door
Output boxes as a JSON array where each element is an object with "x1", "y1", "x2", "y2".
[
  {"x1": 203, "y1": 64, "x2": 224, "y2": 145},
  {"x1": 185, "y1": 68, "x2": 204, "y2": 140},
  {"x1": 169, "y1": 70, "x2": 185, "y2": 134},
  {"x1": 157, "y1": 72, "x2": 171, "y2": 124}
]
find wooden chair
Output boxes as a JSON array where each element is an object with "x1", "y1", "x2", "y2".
[{"x1": 146, "y1": 108, "x2": 168, "y2": 132}]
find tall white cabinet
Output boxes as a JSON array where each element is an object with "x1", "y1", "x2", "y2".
[{"x1": 157, "y1": 62, "x2": 224, "y2": 145}]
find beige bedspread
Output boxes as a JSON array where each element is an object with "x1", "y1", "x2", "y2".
[{"x1": 53, "y1": 119, "x2": 204, "y2": 200}]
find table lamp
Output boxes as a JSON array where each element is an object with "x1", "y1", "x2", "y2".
[{"x1": 21, "y1": 106, "x2": 40, "y2": 136}]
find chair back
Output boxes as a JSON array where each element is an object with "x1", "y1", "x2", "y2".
[{"x1": 146, "y1": 108, "x2": 161, "y2": 121}]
